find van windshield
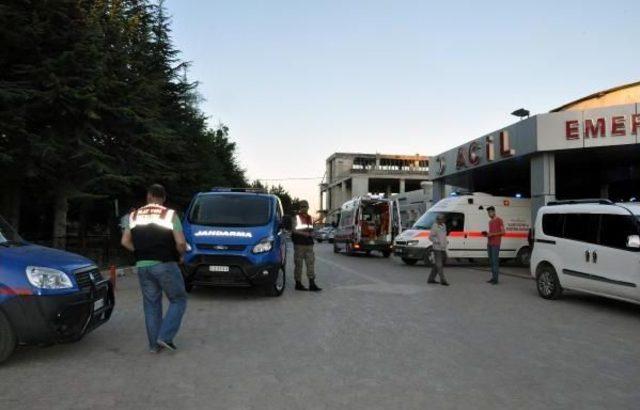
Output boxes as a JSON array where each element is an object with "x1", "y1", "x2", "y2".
[
  {"x1": 0, "y1": 215, "x2": 23, "y2": 246},
  {"x1": 189, "y1": 195, "x2": 271, "y2": 227},
  {"x1": 414, "y1": 211, "x2": 465, "y2": 232}
]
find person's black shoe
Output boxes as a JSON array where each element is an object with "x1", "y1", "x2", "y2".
[
  {"x1": 295, "y1": 281, "x2": 308, "y2": 291},
  {"x1": 427, "y1": 280, "x2": 439, "y2": 284},
  {"x1": 308, "y1": 279, "x2": 322, "y2": 292},
  {"x1": 440, "y1": 281, "x2": 450, "y2": 286},
  {"x1": 487, "y1": 279, "x2": 498, "y2": 285},
  {"x1": 157, "y1": 340, "x2": 177, "y2": 352}
]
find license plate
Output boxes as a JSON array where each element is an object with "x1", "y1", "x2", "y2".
[
  {"x1": 93, "y1": 298, "x2": 105, "y2": 311},
  {"x1": 209, "y1": 265, "x2": 230, "y2": 272}
]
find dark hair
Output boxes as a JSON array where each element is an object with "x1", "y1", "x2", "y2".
[
  {"x1": 486, "y1": 206, "x2": 495, "y2": 212},
  {"x1": 147, "y1": 184, "x2": 167, "y2": 199}
]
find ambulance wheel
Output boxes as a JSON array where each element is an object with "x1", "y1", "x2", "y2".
[
  {"x1": 424, "y1": 248, "x2": 435, "y2": 267},
  {"x1": 536, "y1": 264, "x2": 562, "y2": 300},
  {"x1": 516, "y1": 246, "x2": 531, "y2": 266},
  {"x1": 0, "y1": 310, "x2": 16, "y2": 364},
  {"x1": 402, "y1": 258, "x2": 418, "y2": 266},
  {"x1": 265, "y1": 267, "x2": 286, "y2": 297}
]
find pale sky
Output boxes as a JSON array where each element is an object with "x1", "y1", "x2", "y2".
[{"x1": 166, "y1": 0, "x2": 640, "y2": 213}]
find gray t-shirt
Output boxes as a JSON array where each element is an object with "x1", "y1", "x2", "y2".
[{"x1": 429, "y1": 222, "x2": 448, "y2": 251}]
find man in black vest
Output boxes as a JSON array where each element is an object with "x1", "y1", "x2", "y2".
[{"x1": 121, "y1": 184, "x2": 188, "y2": 353}]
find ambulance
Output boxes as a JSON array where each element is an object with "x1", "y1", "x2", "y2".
[{"x1": 393, "y1": 193, "x2": 531, "y2": 266}]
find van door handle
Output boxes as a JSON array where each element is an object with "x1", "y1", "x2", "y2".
[
  {"x1": 585, "y1": 250, "x2": 590, "y2": 262},
  {"x1": 592, "y1": 251, "x2": 598, "y2": 264}
]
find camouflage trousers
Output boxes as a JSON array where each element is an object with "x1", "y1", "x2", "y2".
[{"x1": 293, "y1": 245, "x2": 315, "y2": 281}]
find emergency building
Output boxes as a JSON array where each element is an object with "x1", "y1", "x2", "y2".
[
  {"x1": 430, "y1": 81, "x2": 640, "y2": 221},
  {"x1": 319, "y1": 152, "x2": 429, "y2": 221}
]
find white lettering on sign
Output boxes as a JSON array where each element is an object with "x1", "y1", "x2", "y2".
[
  {"x1": 194, "y1": 230, "x2": 253, "y2": 238},
  {"x1": 565, "y1": 114, "x2": 640, "y2": 140}
]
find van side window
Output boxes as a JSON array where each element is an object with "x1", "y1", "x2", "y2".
[
  {"x1": 445, "y1": 213, "x2": 464, "y2": 233},
  {"x1": 542, "y1": 214, "x2": 564, "y2": 237},
  {"x1": 564, "y1": 214, "x2": 598, "y2": 244},
  {"x1": 599, "y1": 214, "x2": 639, "y2": 250}
]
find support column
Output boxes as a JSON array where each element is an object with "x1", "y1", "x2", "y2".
[
  {"x1": 341, "y1": 181, "x2": 347, "y2": 205},
  {"x1": 399, "y1": 178, "x2": 406, "y2": 193},
  {"x1": 530, "y1": 152, "x2": 556, "y2": 223},
  {"x1": 432, "y1": 179, "x2": 446, "y2": 203}
]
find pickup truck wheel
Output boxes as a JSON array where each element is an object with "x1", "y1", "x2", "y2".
[
  {"x1": 424, "y1": 248, "x2": 435, "y2": 267},
  {"x1": 0, "y1": 310, "x2": 16, "y2": 364},
  {"x1": 265, "y1": 267, "x2": 286, "y2": 297},
  {"x1": 402, "y1": 258, "x2": 418, "y2": 265},
  {"x1": 536, "y1": 264, "x2": 562, "y2": 300}
]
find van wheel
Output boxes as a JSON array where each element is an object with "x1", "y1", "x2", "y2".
[
  {"x1": 265, "y1": 267, "x2": 286, "y2": 297},
  {"x1": 402, "y1": 258, "x2": 418, "y2": 266},
  {"x1": 0, "y1": 310, "x2": 17, "y2": 364},
  {"x1": 424, "y1": 248, "x2": 434, "y2": 267},
  {"x1": 536, "y1": 264, "x2": 562, "y2": 300},
  {"x1": 516, "y1": 247, "x2": 531, "y2": 266}
]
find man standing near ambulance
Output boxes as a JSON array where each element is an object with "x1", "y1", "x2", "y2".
[
  {"x1": 121, "y1": 184, "x2": 188, "y2": 353},
  {"x1": 292, "y1": 200, "x2": 322, "y2": 292},
  {"x1": 483, "y1": 206, "x2": 505, "y2": 285}
]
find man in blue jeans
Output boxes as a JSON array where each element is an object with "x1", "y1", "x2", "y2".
[
  {"x1": 121, "y1": 184, "x2": 188, "y2": 353},
  {"x1": 483, "y1": 206, "x2": 505, "y2": 285}
]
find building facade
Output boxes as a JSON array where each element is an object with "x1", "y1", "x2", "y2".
[
  {"x1": 430, "y1": 82, "x2": 640, "y2": 222},
  {"x1": 320, "y1": 153, "x2": 429, "y2": 220}
]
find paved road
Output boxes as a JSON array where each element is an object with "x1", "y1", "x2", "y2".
[{"x1": 1, "y1": 244, "x2": 639, "y2": 410}]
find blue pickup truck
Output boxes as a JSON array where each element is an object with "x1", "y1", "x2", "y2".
[
  {"x1": 0, "y1": 215, "x2": 114, "y2": 363},
  {"x1": 182, "y1": 188, "x2": 287, "y2": 296}
]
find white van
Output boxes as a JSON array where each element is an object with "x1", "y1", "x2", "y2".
[
  {"x1": 393, "y1": 193, "x2": 531, "y2": 266},
  {"x1": 531, "y1": 200, "x2": 640, "y2": 304}
]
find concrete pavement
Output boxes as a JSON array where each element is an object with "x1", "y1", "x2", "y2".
[{"x1": 1, "y1": 244, "x2": 639, "y2": 410}]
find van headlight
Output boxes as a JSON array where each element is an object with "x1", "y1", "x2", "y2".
[
  {"x1": 252, "y1": 237, "x2": 274, "y2": 254},
  {"x1": 25, "y1": 266, "x2": 73, "y2": 289},
  {"x1": 407, "y1": 240, "x2": 419, "y2": 246}
]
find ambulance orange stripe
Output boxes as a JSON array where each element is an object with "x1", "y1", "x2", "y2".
[{"x1": 409, "y1": 230, "x2": 527, "y2": 239}]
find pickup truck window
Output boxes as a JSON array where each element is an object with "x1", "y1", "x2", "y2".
[{"x1": 0, "y1": 215, "x2": 23, "y2": 246}]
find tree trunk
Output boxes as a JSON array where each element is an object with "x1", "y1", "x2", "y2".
[{"x1": 52, "y1": 189, "x2": 70, "y2": 249}]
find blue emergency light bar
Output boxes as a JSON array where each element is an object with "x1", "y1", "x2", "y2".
[{"x1": 210, "y1": 187, "x2": 268, "y2": 194}]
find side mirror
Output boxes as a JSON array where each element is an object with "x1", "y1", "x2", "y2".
[{"x1": 626, "y1": 234, "x2": 640, "y2": 249}]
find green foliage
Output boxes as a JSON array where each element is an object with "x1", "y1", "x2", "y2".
[
  {"x1": 250, "y1": 181, "x2": 301, "y2": 216},
  {"x1": 0, "y1": 0, "x2": 246, "y2": 238}
]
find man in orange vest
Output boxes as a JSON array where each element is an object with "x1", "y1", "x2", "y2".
[{"x1": 291, "y1": 200, "x2": 322, "y2": 291}]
